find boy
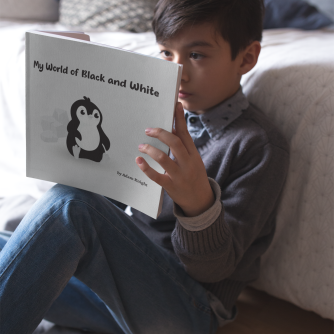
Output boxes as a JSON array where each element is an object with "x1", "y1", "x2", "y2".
[{"x1": 0, "y1": 0, "x2": 289, "y2": 333}]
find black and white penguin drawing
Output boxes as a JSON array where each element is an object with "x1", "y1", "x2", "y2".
[{"x1": 66, "y1": 96, "x2": 110, "y2": 162}]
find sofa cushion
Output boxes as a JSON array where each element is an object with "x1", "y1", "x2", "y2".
[
  {"x1": 59, "y1": 0, "x2": 157, "y2": 32},
  {"x1": 263, "y1": 0, "x2": 333, "y2": 29}
]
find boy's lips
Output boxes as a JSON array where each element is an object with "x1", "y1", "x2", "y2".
[{"x1": 178, "y1": 90, "x2": 192, "y2": 99}]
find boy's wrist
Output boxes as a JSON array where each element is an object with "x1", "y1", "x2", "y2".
[
  {"x1": 181, "y1": 186, "x2": 215, "y2": 217},
  {"x1": 173, "y1": 178, "x2": 222, "y2": 231}
]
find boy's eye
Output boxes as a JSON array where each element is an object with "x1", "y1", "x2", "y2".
[
  {"x1": 160, "y1": 50, "x2": 172, "y2": 58},
  {"x1": 190, "y1": 52, "x2": 203, "y2": 60}
]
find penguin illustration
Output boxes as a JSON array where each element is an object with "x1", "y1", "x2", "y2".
[{"x1": 66, "y1": 96, "x2": 110, "y2": 162}]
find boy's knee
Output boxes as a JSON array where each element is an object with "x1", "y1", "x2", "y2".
[
  {"x1": 23, "y1": 184, "x2": 83, "y2": 219},
  {"x1": 36, "y1": 184, "x2": 119, "y2": 226},
  {"x1": 47, "y1": 184, "x2": 93, "y2": 204},
  {"x1": 50, "y1": 183, "x2": 84, "y2": 199},
  {"x1": 32, "y1": 184, "x2": 98, "y2": 220},
  {"x1": 45, "y1": 184, "x2": 113, "y2": 216}
]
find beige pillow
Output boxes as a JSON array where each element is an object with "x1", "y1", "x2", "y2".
[
  {"x1": 0, "y1": 0, "x2": 59, "y2": 21},
  {"x1": 59, "y1": 0, "x2": 158, "y2": 32}
]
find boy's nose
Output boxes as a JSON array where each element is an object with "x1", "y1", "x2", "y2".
[
  {"x1": 181, "y1": 71, "x2": 190, "y2": 82},
  {"x1": 180, "y1": 65, "x2": 190, "y2": 82}
]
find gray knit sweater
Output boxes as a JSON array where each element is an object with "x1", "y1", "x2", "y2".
[{"x1": 131, "y1": 88, "x2": 290, "y2": 322}]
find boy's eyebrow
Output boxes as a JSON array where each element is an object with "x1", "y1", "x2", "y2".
[
  {"x1": 160, "y1": 40, "x2": 215, "y2": 48},
  {"x1": 184, "y1": 41, "x2": 215, "y2": 48}
]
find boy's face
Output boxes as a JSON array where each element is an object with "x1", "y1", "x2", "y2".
[{"x1": 158, "y1": 23, "x2": 244, "y2": 114}]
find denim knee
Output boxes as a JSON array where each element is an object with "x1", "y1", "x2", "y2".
[
  {"x1": 40, "y1": 183, "x2": 111, "y2": 215},
  {"x1": 42, "y1": 183, "x2": 124, "y2": 230},
  {"x1": 14, "y1": 184, "x2": 101, "y2": 237},
  {"x1": 47, "y1": 184, "x2": 92, "y2": 204}
]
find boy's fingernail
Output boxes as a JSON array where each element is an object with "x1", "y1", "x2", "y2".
[
  {"x1": 145, "y1": 128, "x2": 152, "y2": 133},
  {"x1": 138, "y1": 144, "x2": 144, "y2": 149},
  {"x1": 136, "y1": 157, "x2": 144, "y2": 164},
  {"x1": 178, "y1": 103, "x2": 183, "y2": 111}
]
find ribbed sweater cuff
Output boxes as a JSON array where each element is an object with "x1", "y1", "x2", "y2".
[
  {"x1": 172, "y1": 206, "x2": 229, "y2": 255},
  {"x1": 172, "y1": 218, "x2": 230, "y2": 254}
]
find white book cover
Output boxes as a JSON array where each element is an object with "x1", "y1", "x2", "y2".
[{"x1": 26, "y1": 31, "x2": 182, "y2": 219}]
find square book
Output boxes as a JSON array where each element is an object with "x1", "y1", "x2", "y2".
[{"x1": 25, "y1": 30, "x2": 182, "y2": 219}]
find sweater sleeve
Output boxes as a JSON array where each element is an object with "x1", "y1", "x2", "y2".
[{"x1": 170, "y1": 142, "x2": 289, "y2": 283}]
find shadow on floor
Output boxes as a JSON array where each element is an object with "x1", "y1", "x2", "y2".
[{"x1": 216, "y1": 286, "x2": 333, "y2": 334}]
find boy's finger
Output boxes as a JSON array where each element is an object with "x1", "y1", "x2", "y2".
[
  {"x1": 174, "y1": 102, "x2": 197, "y2": 155},
  {"x1": 144, "y1": 128, "x2": 190, "y2": 166},
  {"x1": 135, "y1": 156, "x2": 172, "y2": 188},
  {"x1": 138, "y1": 144, "x2": 179, "y2": 177}
]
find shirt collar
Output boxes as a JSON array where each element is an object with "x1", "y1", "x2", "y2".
[{"x1": 185, "y1": 87, "x2": 249, "y2": 140}]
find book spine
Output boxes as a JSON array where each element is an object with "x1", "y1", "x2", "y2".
[
  {"x1": 156, "y1": 65, "x2": 182, "y2": 218},
  {"x1": 25, "y1": 32, "x2": 30, "y2": 177}
]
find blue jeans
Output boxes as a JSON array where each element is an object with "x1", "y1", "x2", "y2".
[{"x1": 0, "y1": 184, "x2": 219, "y2": 334}]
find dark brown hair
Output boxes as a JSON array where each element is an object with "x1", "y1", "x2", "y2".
[{"x1": 152, "y1": 0, "x2": 265, "y2": 60}]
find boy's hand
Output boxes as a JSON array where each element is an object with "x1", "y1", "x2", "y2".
[{"x1": 136, "y1": 102, "x2": 215, "y2": 217}]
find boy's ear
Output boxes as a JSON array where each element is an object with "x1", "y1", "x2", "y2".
[{"x1": 238, "y1": 41, "x2": 261, "y2": 75}]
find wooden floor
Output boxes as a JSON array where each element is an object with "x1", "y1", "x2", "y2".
[{"x1": 216, "y1": 286, "x2": 333, "y2": 334}]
